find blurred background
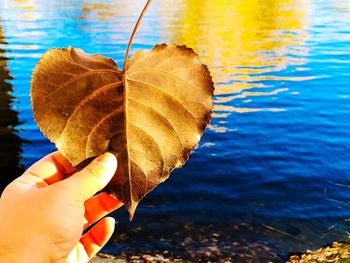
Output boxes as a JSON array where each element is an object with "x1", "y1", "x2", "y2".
[{"x1": 1, "y1": 0, "x2": 350, "y2": 261}]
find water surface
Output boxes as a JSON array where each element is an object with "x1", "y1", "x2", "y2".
[{"x1": 1, "y1": 0, "x2": 350, "y2": 261}]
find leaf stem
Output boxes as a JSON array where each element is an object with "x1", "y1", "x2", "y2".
[{"x1": 122, "y1": 0, "x2": 152, "y2": 73}]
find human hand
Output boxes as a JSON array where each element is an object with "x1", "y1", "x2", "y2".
[{"x1": 0, "y1": 152, "x2": 122, "y2": 263}]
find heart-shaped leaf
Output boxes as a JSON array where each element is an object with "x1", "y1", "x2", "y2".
[{"x1": 31, "y1": 44, "x2": 214, "y2": 218}]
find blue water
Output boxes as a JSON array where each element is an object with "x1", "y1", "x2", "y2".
[{"x1": 1, "y1": 0, "x2": 350, "y2": 261}]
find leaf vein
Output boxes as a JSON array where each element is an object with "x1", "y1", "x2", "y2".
[
  {"x1": 128, "y1": 122, "x2": 165, "y2": 176},
  {"x1": 127, "y1": 51, "x2": 156, "y2": 71},
  {"x1": 130, "y1": 146, "x2": 147, "y2": 156},
  {"x1": 69, "y1": 51, "x2": 118, "y2": 70},
  {"x1": 45, "y1": 69, "x2": 118, "y2": 100},
  {"x1": 128, "y1": 68, "x2": 207, "y2": 97},
  {"x1": 85, "y1": 107, "x2": 123, "y2": 158},
  {"x1": 130, "y1": 159, "x2": 148, "y2": 194},
  {"x1": 128, "y1": 97, "x2": 184, "y2": 150},
  {"x1": 154, "y1": 55, "x2": 174, "y2": 69},
  {"x1": 55, "y1": 56, "x2": 92, "y2": 71},
  {"x1": 126, "y1": 78, "x2": 197, "y2": 121},
  {"x1": 60, "y1": 81, "x2": 122, "y2": 136}
]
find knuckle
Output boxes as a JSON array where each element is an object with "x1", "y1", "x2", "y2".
[{"x1": 84, "y1": 163, "x2": 106, "y2": 188}]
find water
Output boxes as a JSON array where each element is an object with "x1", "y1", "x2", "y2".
[{"x1": 1, "y1": 0, "x2": 350, "y2": 261}]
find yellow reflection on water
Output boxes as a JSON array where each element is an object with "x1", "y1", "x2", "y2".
[
  {"x1": 78, "y1": 1, "x2": 142, "y2": 22},
  {"x1": 2, "y1": 0, "x2": 40, "y2": 20},
  {"x1": 157, "y1": 0, "x2": 312, "y2": 125},
  {"x1": 77, "y1": 0, "x2": 158, "y2": 42},
  {"x1": 3, "y1": 0, "x2": 313, "y2": 132}
]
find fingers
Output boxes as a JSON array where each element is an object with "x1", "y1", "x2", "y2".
[
  {"x1": 23, "y1": 151, "x2": 75, "y2": 186},
  {"x1": 64, "y1": 153, "x2": 117, "y2": 201},
  {"x1": 84, "y1": 192, "x2": 123, "y2": 229},
  {"x1": 80, "y1": 217, "x2": 115, "y2": 259},
  {"x1": 65, "y1": 243, "x2": 89, "y2": 263}
]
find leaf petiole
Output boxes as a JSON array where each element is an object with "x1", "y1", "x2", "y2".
[{"x1": 122, "y1": 0, "x2": 152, "y2": 74}]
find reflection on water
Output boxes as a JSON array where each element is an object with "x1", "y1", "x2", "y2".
[
  {"x1": 79, "y1": 1, "x2": 144, "y2": 22},
  {"x1": 0, "y1": 20, "x2": 24, "y2": 192},
  {"x1": 2, "y1": 0, "x2": 350, "y2": 261},
  {"x1": 158, "y1": 0, "x2": 312, "y2": 132}
]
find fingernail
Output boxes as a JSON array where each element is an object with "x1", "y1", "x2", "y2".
[{"x1": 96, "y1": 152, "x2": 117, "y2": 166}]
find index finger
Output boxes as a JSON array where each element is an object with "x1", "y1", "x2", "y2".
[{"x1": 25, "y1": 151, "x2": 76, "y2": 185}]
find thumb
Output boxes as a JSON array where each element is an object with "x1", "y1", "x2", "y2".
[{"x1": 65, "y1": 153, "x2": 117, "y2": 201}]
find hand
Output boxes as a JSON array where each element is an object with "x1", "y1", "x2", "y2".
[{"x1": 0, "y1": 152, "x2": 122, "y2": 263}]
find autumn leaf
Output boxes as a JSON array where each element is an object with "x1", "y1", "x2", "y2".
[
  {"x1": 30, "y1": 44, "x2": 214, "y2": 218},
  {"x1": 30, "y1": 0, "x2": 214, "y2": 219}
]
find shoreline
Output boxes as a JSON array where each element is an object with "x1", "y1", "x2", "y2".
[
  {"x1": 90, "y1": 253, "x2": 127, "y2": 263},
  {"x1": 89, "y1": 237, "x2": 350, "y2": 263}
]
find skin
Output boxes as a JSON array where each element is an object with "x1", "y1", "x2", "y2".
[{"x1": 0, "y1": 152, "x2": 122, "y2": 263}]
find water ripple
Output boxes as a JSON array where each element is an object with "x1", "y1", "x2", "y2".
[{"x1": 1, "y1": 0, "x2": 350, "y2": 259}]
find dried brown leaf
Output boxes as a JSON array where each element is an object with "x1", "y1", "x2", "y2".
[{"x1": 31, "y1": 44, "x2": 214, "y2": 218}]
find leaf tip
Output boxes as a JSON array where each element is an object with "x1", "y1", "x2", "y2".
[{"x1": 127, "y1": 200, "x2": 139, "y2": 221}]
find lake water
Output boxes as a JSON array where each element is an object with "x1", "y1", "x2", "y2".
[{"x1": 1, "y1": 0, "x2": 350, "y2": 261}]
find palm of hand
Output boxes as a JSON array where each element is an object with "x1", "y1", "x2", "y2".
[{"x1": 0, "y1": 152, "x2": 122, "y2": 263}]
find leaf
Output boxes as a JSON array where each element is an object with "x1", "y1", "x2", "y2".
[{"x1": 31, "y1": 44, "x2": 214, "y2": 218}]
